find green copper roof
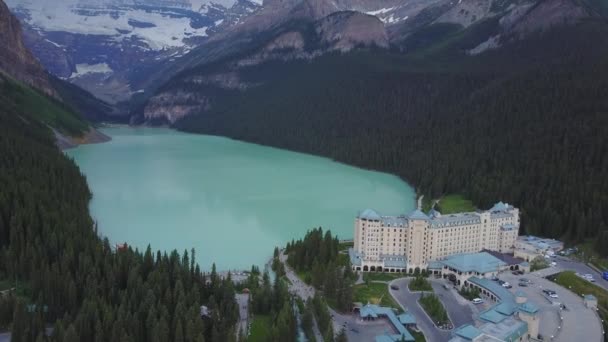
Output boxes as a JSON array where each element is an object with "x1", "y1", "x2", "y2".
[
  {"x1": 441, "y1": 252, "x2": 506, "y2": 274},
  {"x1": 408, "y1": 209, "x2": 429, "y2": 220},
  {"x1": 453, "y1": 324, "x2": 482, "y2": 340},
  {"x1": 518, "y1": 302, "x2": 539, "y2": 314},
  {"x1": 360, "y1": 208, "x2": 382, "y2": 220}
]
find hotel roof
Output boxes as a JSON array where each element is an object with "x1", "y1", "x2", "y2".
[
  {"x1": 440, "y1": 252, "x2": 506, "y2": 274},
  {"x1": 518, "y1": 302, "x2": 539, "y2": 314},
  {"x1": 408, "y1": 209, "x2": 429, "y2": 220},
  {"x1": 467, "y1": 277, "x2": 515, "y2": 304},
  {"x1": 453, "y1": 324, "x2": 482, "y2": 340},
  {"x1": 480, "y1": 316, "x2": 528, "y2": 342},
  {"x1": 359, "y1": 208, "x2": 382, "y2": 220},
  {"x1": 397, "y1": 312, "x2": 416, "y2": 325}
]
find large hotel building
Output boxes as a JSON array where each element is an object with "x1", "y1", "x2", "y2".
[{"x1": 350, "y1": 202, "x2": 520, "y2": 273}]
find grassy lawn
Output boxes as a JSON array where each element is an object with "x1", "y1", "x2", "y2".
[
  {"x1": 408, "y1": 277, "x2": 433, "y2": 292},
  {"x1": 247, "y1": 315, "x2": 272, "y2": 342},
  {"x1": 574, "y1": 241, "x2": 608, "y2": 270},
  {"x1": 410, "y1": 330, "x2": 426, "y2": 342},
  {"x1": 296, "y1": 270, "x2": 312, "y2": 284},
  {"x1": 338, "y1": 241, "x2": 354, "y2": 251},
  {"x1": 364, "y1": 272, "x2": 405, "y2": 282},
  {"x1": 353, "y1": 283, "x2": 400, "y2": 309},
  {"x1": 419, "y1": 294, "x2": 450, "y2": 327},
  {"x1": 550, "y1": 271, "x2": 607, "y2": 307},
  {"x1": 436, "y1": 194, "x2": 476, "y2": 214},
  {"x1": 549, "y1": 271, "x2": 608, "y2": 340}
]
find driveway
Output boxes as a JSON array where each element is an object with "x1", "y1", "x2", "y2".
[
  {"x1": 389, "y1": 277, "x2": 473, "y2": 342},
  {"x1": 429, "y1": 280, "x2": 475, "y2": 329}
]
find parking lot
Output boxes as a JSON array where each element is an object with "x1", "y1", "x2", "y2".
[{"x1": 499, "y1": 271, "x2": 603, "y2": 342}]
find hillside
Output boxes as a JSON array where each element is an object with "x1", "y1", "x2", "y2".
[{"x1": 172, "y1": 14, "x2": 608, "y2": 255}]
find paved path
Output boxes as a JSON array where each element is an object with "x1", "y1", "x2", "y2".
[
  {"x1": 429, "y1": 280, "x2": 475, "y2": 329},
  {"x1": 279, "y1": 252, "x2": 324, "y2": 341},
  {"x1": 235, "y1": 293, "x2": 249, "y2": 338},
  {"x1": 389, "y1": 278, "x2": 452, "y2": 342}
]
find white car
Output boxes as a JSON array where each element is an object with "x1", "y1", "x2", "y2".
[
  {"x1": 550, "y1": 262, "x2": 557, "y2": 267},
  {"x1": 501, "y1": 282, "x2": 511, "y2": 288},
  {"x1": 584, "y1": 274, "x2": 594, "y2": 279},
  {"x1": 549, "y1": 293, "x2": 559, "y2": 299},
  {"x1": 472, "y1": 298, "x2": 484, "y2": 304}
]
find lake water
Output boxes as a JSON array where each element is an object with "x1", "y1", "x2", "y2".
[{"x1": 66, "y1": 127, "x2": 415, "y2": 270}]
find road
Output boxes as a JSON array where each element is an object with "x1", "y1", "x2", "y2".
[
  {"x1": 235, "y1": 293, "x2": 249, "y2": 338},
  {"x1": 279, "y1": 252, "x2": 324, "y2": 341},
  {"x1": 389, "y1": 277, "x2": 475, "y2": 342},
  {"x1": 554, "y1": 257, "x2": 608, "y2": 291}
]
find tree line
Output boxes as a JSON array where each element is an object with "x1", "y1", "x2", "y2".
[
  {"x1": 0, "y1": 81, "x2": 239, "y2": 341},
  {"x1": 284, "y1": 228, "x2": 354, "y2": 312},
  {"x1": 177, "y1": 21, "x2": 608, "y2": 256}
]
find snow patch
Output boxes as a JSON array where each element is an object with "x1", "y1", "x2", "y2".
[
  {"x1": 44, "y1": 38, "x2": 63, "y2": 48},
  {"x1": 11, "y1": 2, "x2": 209, "y2": 50},
  {"x1": 214, "y1": 19, "x2": 224, "y2": 26},
  {"x1": 366, "y1": 7, "x2": 396, "y2": 16},
  {"x1": 70, "y1": 63, "x2": 113, "y2": 78}
]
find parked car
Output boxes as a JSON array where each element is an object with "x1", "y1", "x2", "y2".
[
  {"x1": 518, "y1": 282, "x2": 528, "y2": 287},
  {"x1": 443, "y1": 284, "x2": 450, "y2": 290},
  {"x1": 549, "y1": 293, "x2": 559, "y2": 299},
  {"x1": 498, "y1": 280, "x2": 505, "y2": 285},
  {"x1": 391, "y1": 285, "x2": 400, "y2": 290},
  {"x1": 550, "y1": 262, "x2": 557, "y2": 267},
  {"x1": 519, "y1": 278, "x2": 530, "y2": 283},
  {"x1": 472, "y1": 298, "x2": 484, "y2": 304},
  {"x1": 501, "y1": 282, "x2": 512, "y2": 288},
  {"x1": 491, "y1": 276, "x2": 500, "y2": 281}
]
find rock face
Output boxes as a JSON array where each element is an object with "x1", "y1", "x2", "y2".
[
  {"x1": 316, "y1": 11, "x2": 389, "y2": 51},
  {"x1": 144, "y1": 91, "x2": 210, "y2": 124},
  {"x1": 0, "y1": 0, "x2": 56, "y2": 97},
  {"x1": 6, "y1": 0, "x2": 262, "y2": 103}
]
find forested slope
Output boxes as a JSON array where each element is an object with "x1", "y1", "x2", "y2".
[
  {"x1": 176, "y1": 21, "x2": 608, "y2": 254},
  {"x1": 0, "y1": 77, "x2": 239, "y2": 341}
]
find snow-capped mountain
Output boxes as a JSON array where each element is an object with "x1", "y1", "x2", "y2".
[{"x1": 6, "y1": 0, "x2": 261, "y2": 103}]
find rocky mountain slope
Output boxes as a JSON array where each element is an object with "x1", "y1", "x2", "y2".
[
  {"x1": 0, "y1": 0, "x2": 56, "y2": 96},
  {"x1": 138, "y1": 0, "x2": 601, "y2": 124},
  {"x1": 6, "y1": 0, "x2": 262, "y2": 103}
]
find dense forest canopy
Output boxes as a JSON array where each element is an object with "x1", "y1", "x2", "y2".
[
  {"x1": 0, "y1": 77, "x2": 239, "y2": 341},
  {"x1": 177, "y1": 21, "x2": 608, "y2": 255}
]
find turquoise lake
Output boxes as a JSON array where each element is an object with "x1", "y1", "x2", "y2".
[{"x1": 66, "y1": 127, "x2": 415, "y2": 270}]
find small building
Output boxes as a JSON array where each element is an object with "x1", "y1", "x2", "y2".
[
  {"x1": 397, "y1": 311, "x2": 417, "y2": 330},
  {"x1": 358, "y1": 304, "x2": 416, "y2": 341},
  {"x1": 514, "y1": 236, "x2": 563, "y2": 255},
  {"x1": 584, "y1": 294, "x2": 598, "y2": 310},
  {"x1": 439, "y1": 252, "x2": 508, "y2": 288}
]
